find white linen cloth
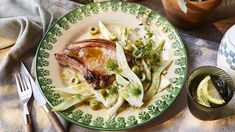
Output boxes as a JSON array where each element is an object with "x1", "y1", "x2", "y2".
[{"x1": 0, "y1": 0, "x2": 66, "y2": 131}]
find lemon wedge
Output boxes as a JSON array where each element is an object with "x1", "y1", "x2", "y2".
[
  {"x1": 206, "y1": 78, "x2": 225, "y2": 105},
  {"x1": 196, "y1": 75, "x2": 211, "y2": 107},
  {"x1": 196, "y1": 75, "x2": 226, "y2": 107}
]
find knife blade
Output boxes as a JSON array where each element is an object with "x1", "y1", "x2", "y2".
[
  {"x1": 20, "y1": 61, "x2": 66, "y2": 132},
  {"x1": 20, "y1": 62, "x2": 46, "y2": 106}
]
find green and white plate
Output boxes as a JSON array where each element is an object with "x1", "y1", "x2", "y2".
[{"x1": 35, "y1": 1, "x2": 187, "y2": 130}]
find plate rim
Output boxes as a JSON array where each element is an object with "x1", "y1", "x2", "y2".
[{"x1": 35, "y1": 1, "x2": 188, "y2": 130}]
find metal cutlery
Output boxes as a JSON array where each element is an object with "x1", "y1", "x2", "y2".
[
  {"x1": 19, "y1": 62, "x2": 66, "y2": 132},
  {"x1": 15, "y1": 73, "x2": 33, "y2": 132}
]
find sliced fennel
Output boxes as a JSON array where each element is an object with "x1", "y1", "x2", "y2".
[
  {"x1": 144, "y1": 60, "x2": 173, "y2": 101},
  {"x1": 106, "y1": 59, "x2": 134, "y2": 107},
  {"x1": 93, "y1": 89, "x2": 109, "y2": 108},
  {"x1": 158, "y1": 75, "x2": 172, "y2": 93},
  {"x1": 53, "y1": 94, "x2": 91, "y2": 111},
  {"x1": 115, "y1": 73, "x2": 129, "y2": 86},
  {"x1": 154, "y1": 39, "x2": 165, "y2": 51},
  {"x1": 108, "y1": 95, "x2": 125, "y2": 119},
  {"x1": 98, "y1": 21, "x2": 116, "y2": 40},
  {"x1": 52, "y1": 83, "x2": 93, "y2": 96},
  {"x1": 144, "y1": 72, "x2": 160, "y2": 101},
  {"x1": 92, "y1": 89, "x2": 118, "y2": 108},
  {"x1": 106, "y1": 94, "x2": 118, "y2": 107},
  {"x1": 120, "y1": 27, "x2": 128, "y2": 46},
  {"x1": 116, "y1": 42, "x2": 144, "y2": 107},
  {"x1": 142, "y1": 59, "x2": 151, "y2": 81}
]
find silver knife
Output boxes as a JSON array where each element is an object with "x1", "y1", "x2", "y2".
[{"x1": 20, "y1": 62, "x2": 66, "y2": 132}]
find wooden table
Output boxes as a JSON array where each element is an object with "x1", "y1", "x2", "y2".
[{"x1": 41, "y1": 0, "x2": 235, "y2": 131}]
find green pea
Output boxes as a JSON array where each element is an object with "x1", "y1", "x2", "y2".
[
  {"x1": 99, "y1": 89, "x2": 107, "y2": 97},
  {"x1": 89, "y1": 26, "x2": 99, "y2": 35},
  {"x1": 128, "y1": 28, "x2": 134, "y2": 33},
  {"x1": 70, "y1": 77, "x2": 80, "y2": 85},
  {"x1": 132, "y1": 65, "x2": 141, "y2": 75},
  {"x1": 124, "y1": 44, "x2": 133, "y2": 52},
  {"x1": 141, "y1": 73, "x2": 146, "y2": 81},
  {"x1": 89, "y1": 99, "x2": 100, "y2": 110},
  {"x1": 134, "y1": 39, "x2": 142, "y2": 46},
  {"x1": 139, "y1": 65, "x2": 144, "y2": 71},
  {"x1": 109, "y1": 33, "x2": 117, "y2": 41},
  {"x1": 132, "y1": 49, "x2": 142, "y2": 58}
]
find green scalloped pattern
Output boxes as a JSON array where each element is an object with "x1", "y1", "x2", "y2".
[{"x1": 35, "y1": 1, "x2": 187, "y2": 131}]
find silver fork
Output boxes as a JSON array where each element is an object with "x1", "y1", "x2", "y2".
[{"x1": 15, "y1": 73, "x2": 33, "y2": 132}]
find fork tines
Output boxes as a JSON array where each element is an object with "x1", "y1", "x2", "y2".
[{"x1": 15, "y1": 72, "x2": 32, "y2": 99}]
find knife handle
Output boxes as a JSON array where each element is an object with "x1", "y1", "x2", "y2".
[
  {"x1": 24, "y1": 114, "x2": 33, "y2": 132},
  {"x1": 42, "y1": 105, "x2": 66, "y2": 132},
  {"x1": 25, "y1": 123, "x2": 33, "y2": 132}
]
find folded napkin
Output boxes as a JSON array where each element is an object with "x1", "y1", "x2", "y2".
[
  {"x1": 0, "y1": 0, "x2": 53, "y2": 81},
  {"x1": 0, "y1": 0, "x2": 59, "y2": 131},
  {"x1": 0, "y1": 0, "x2": 92, "y2": 131}
]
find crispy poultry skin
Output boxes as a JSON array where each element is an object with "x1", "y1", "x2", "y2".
[{"x1": 54, "y1": 39, "x2": 130, "y2": 89}]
